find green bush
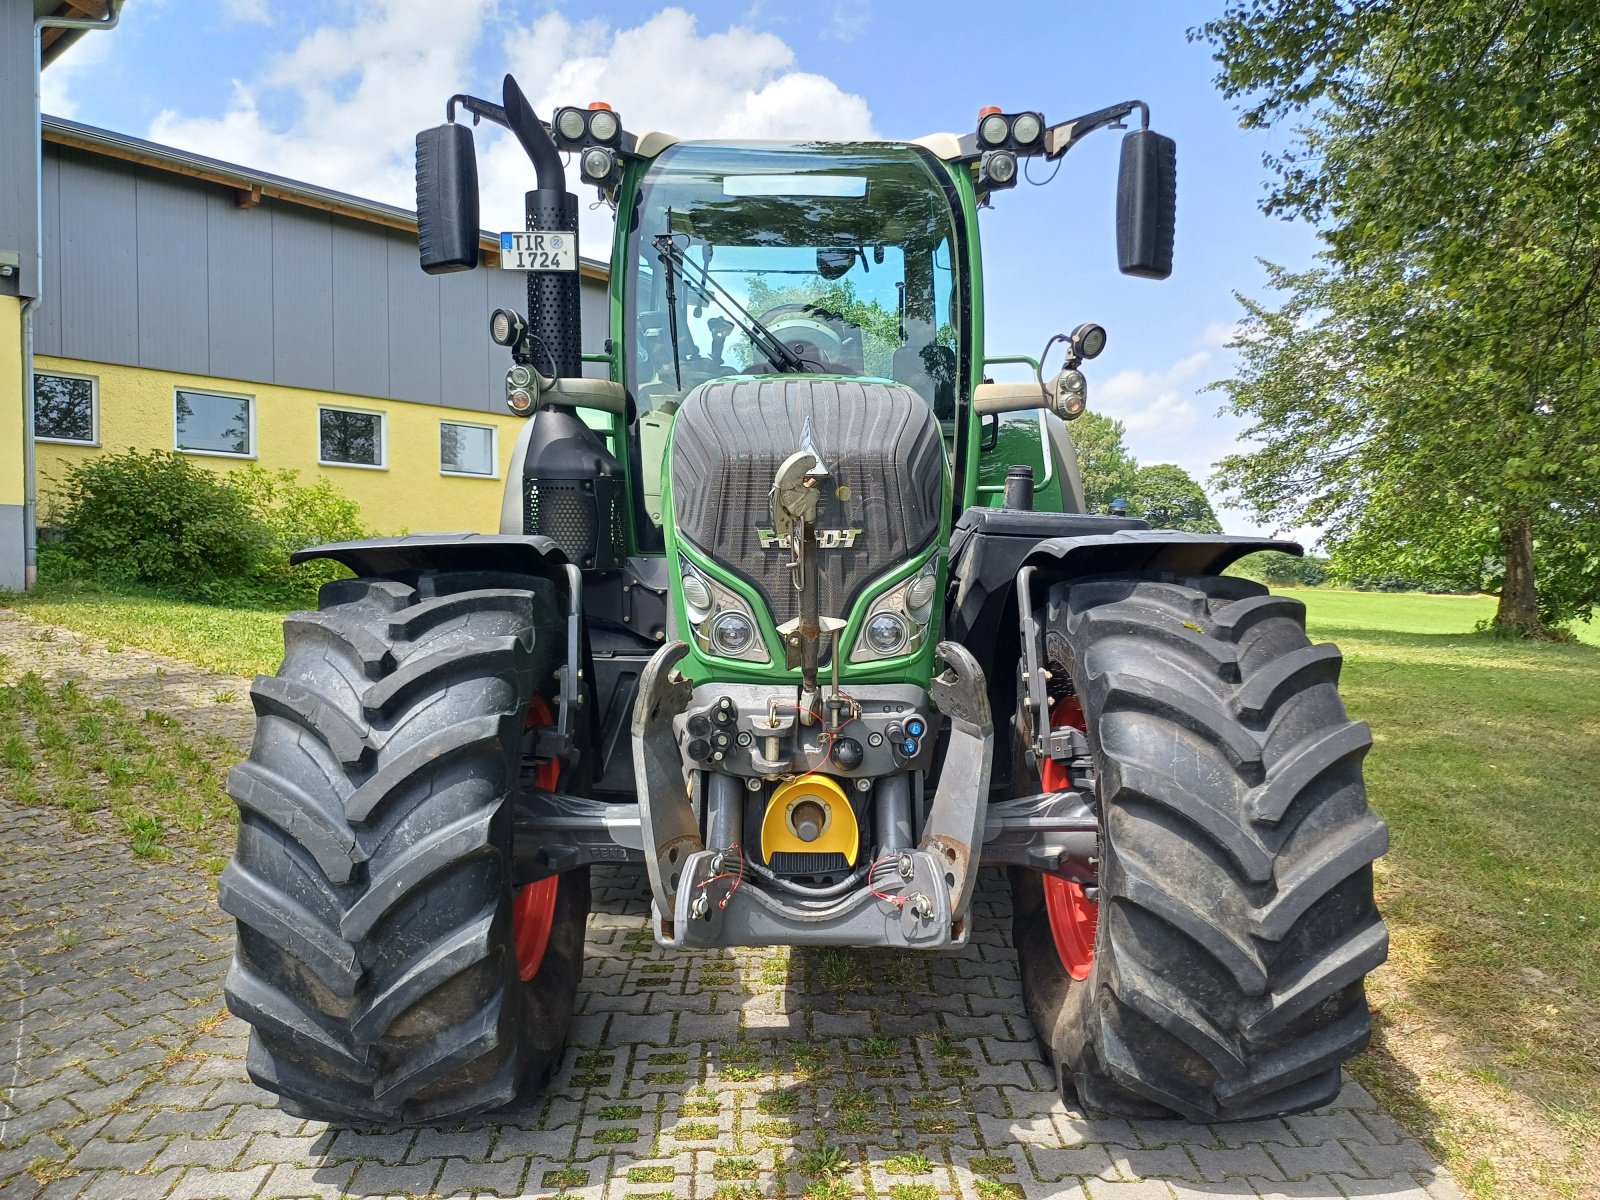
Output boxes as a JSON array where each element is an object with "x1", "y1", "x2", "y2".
[
  {"x1": 44, "y1": 452, "x2": 371, "y2": 607},
  {"x1": 228, "y1": 466, "x2": 369, "y2": 606},
  {"x1": 49, "y1": 450, "x2": 267, "y2": 601}
]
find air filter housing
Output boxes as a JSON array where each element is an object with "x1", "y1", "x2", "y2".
[{"x1": 520, "y1": 407, "x2": 624, "y2": 570}]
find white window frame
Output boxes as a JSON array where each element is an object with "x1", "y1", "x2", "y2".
[
  {"x1": 439, "y1": 419, "x2": 499, "y2": 479},
  {"x1": 174, "y1": 387, "x2": 256, "y2": 459},
  {"x1": 317, "y1": 404, "x2": 389, "y2": 471},
  {"x1": 33, "y1": 369, "x2": 100, "y2": 446}
]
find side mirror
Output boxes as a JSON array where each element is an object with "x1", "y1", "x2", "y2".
[
  {"x1": 415, "y1": 123, "x2": 480, "y2": 274},
  {"x1": 1116, "y1": 128, "x2": 1176, "y2": 279}
]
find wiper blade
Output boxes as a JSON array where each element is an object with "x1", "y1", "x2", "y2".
[{"x1": 652, "y1": 232, "x2": 807, "y2": 374}]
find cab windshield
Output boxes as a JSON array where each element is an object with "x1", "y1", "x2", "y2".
[{"x1": 624, "y1": 141, "x2": 965, "y2": 418}]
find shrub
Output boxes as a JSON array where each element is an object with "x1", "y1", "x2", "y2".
[
  {"x1": 49, "y1": 450, "x2": 267, "y2": 601},
  {"x1": 228, "y1": 466, "x2": 370, "y2": 606}
]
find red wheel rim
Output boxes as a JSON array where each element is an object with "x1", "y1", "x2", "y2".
[
  {"x1": 514, "y1": 695, "x2": 560, "y2": 981},
  {"x1": 1042, "y1": 874, "x2": 1097, "y2": 981},
  {"x1": 513, "y1": 876, "x2": 559, "y2": 982},
  {"x1": 1039, "y1": 696, "x2": 1096, "y2": 980}
]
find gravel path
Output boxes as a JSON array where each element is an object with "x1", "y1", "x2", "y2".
[{"x1": 0, "y1": 610, "x2": 1464, "y2": 1200}]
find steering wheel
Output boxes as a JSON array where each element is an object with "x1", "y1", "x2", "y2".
[{"x1": 756, "y1": 303, "x2": 849, "y2": 371}]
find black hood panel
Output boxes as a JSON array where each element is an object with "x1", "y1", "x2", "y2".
[{"x1": 670, "y1": 378, "x2": 946, "y2": 627}]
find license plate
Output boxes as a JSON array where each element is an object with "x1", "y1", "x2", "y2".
[{"x1": 500, "y1": 230, "x2": 577, "y2": 271}]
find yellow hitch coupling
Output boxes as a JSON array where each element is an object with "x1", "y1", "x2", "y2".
[{"x1": 760, "y1": 774, "x2": 859, "y2": 865}]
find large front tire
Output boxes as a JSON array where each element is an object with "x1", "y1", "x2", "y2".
[
  {"x1": 1014, "y1": 574, "x2": 1388, "y2": 1121},
  {"x1": 219, "y1": 570, "x2": 589, "y2": 1125}
]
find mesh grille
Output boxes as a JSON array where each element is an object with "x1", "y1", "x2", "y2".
[
  {"x1": 670, "y1": 379, "x2": 945, "y2": 626},
  {"x1": 769, "y1": 851, "x2": 849, "y2": 877},
  {"x1": 525, "y1": 477, "x2": 623, "y2": 570}
]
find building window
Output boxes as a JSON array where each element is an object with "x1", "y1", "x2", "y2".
[
  {"x1": 34, "y1": 372, "x2": 98, "y2": 444},
  {"x1": 440, "y1": 421, "x2": 497, "y2": 477},
  {"x1": 319, "y1": 407, "x2": 386, "y2": 469},
  {"x1": 175, "y1": 389, "x2": 254, "y2": 457}
]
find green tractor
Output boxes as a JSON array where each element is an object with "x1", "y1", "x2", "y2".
[{"x1": 219, "y1": 75, "x2": 1387, "y2": 1126}]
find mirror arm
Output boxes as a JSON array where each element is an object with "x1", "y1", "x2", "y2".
[
  {"x1": 1043, "y1": 100, "x2": 1149, "y2": 161},
  {"x1": 446, "y1": 94, "x2": 511, "y2": 131}
]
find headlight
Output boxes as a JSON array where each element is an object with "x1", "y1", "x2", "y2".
[
  {"x1": 905, "y1": 563, "x2": 938, "y2": 622},
  {"x1": 710, "y1": 611, "x2": 756, "y2": 656},
  {"x1": 587, "y1": 107, "x2": 619, "y2": 142},
  {"x1": 681, "y1": 569, "x2": 712, "y2": 620},
  {"x1": 555, "y1": 107, "x2": 587, "y2": 142},
  {"x1": 979, "y1": 112, "x2": 1010, "y2": 145},
  {"x1": 850, "y1": 558, "x2": 940, "y2": 663},
  {"x1": 1012, "y1": 112, "x2": 1042, "y2": 145},
  {"x1": 865, "y1": 612, "x2": 909, "y2": 655},
  {"x1": 679, "y1": 554, "x2": 769, "y2": 663}
]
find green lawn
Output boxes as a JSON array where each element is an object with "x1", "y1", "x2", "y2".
[
  {"x1": 3, "y1": 582, "x2": 287, "y2": 677},
  {"x1": 1294, "y1": 589, "x2": 1600, "y2": 1198}
]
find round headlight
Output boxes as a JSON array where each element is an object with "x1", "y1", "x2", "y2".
[
  {"x1": 555, "y1": 107, "x2": 587, "y2": 141},
  {"x1": 985, "y1": 151, "x2": 1017, "y2": 185},
  {"x1": 588, "y1": 108, "x2": 619, "y2": 142},
  {"x1": 490, "y1": 308, "x2": 522, "y2": 346},
  {"x1": 1012, "y1": 112, "x2": 1042, "y2": 145},
  {"x1": 979, "y1": 113, "x2": 1010, "y2": 146},
  {"x1": 507, "y1": 364, "x2": 533, "y2": 389},
  {"x1": 906, "y1": 570, "x2": 938, "y2": 620},
  {"x1": 581, "y1": 147, "x2": 615, "y2": 181},
  {"x1": 507, "y1": 388, "x2": 535, "y2": 415},
  {"x1": 681, "y1": 572, "x2": 712, "y2": 618},
  {"x1": 1073, "y1": 322, "x2": 1108, "y2": 359},
  {"x1": 864, "y1": 612, "x2": 910, "y2": 656},
  {"x1": 710, "y1": 611, "x2": 756, "y2": 656}
]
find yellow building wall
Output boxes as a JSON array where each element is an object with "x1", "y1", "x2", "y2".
[
  {"x1": 1, "y1": 296, "x2": 23, "y2": 509},
  {"x1": 33, "y1": 355, "x2": 529, "y2": 535}
]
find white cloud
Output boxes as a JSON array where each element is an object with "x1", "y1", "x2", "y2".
[
  {"x1": 144, "y1": 3, "x2": 874, "y2": 261},
  {"x1": 222, "y1": 0, "x2": 273, "y2": 25},
  {"x1": 1096, "y1": 349, "x2": 1211, "y2": 443},
  {"x1": 40, "y1": 17, "x2": 116, "y2": 120},
  {"x1": 481, "y1": 8, "x2": 875, "y2": 246},
  {"x1": 150, "y1": 0, "x2": 495, "y2": 210}
]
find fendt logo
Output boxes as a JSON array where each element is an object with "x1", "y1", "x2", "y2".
[{"x1": 755, "y1": 526, "x2": 863, "y2": 550}]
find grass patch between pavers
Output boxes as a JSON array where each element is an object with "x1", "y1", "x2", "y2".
[
  {"x1": 884, "y1": 1153, "x2": 935, "y2": 1175},
  {"x1": 598, "y1": 1104, "x2": 644, "y2": 1121},
  {"x1": 0, "y1": 668, "x2": 236, "y2": 863},
  {"x1": 712, "y1": 1157, "x2": 760, "y2": 1180},
  {"x1": 626, "y1": 1166, "x2": 675, "y2": 1184},
  {"x1": 889, "y1": 1185, "x2": 937, "y2": 1200}
]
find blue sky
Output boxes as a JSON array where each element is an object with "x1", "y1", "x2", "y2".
[{"x1": 44, "y1": 0, "x2": 1320, "y2": 534}]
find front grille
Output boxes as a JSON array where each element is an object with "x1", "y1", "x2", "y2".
[{"x1": 670, "y1": 379, "x2": 944, "y2": 625}]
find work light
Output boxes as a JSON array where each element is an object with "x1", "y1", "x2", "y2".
[
  {"x1": 979, "y1": 111, "x2": 1010, "y2": 146},
  {"x1": 979, "y1": 150, "x2": 1018, "y2": 191},
  {"x1": 1012, "y1": 112, "x2": 1043, "y2": 145},
  {"x1": 490, "y1": 307, "x2": 525, "y2": 347},
  {"x1": 587, "y1": 106, "x2": 619, "y2": 143},
  {"x1": 554, "y1": 106, "x2": 587, "y2": 143}
]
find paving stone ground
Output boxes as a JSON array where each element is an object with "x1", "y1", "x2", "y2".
[{"x1": 0, "y1": 611, "x2": 1464, "y2": 1200}]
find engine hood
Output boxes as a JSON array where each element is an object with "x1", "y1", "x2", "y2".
[{"x1": 668, "y1": 378, "x2": 946, "y2": 629}]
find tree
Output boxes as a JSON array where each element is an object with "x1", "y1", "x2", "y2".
[
  {"x1": 1070, "y1": 411, "x2": 1139, "y2": 514},
  {"x1": 1196, "y1": 0, "x2": 1600, "y2": 635},
  {"x1": 1129, "y1": 463, "x2": 1223, "y2": 533}
]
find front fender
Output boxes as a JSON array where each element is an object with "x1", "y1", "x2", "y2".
[
  {"x1": 1021, "y1": 529, "x2": 1301, "y2": 581},
  {"x1": 291, "y1": 532, "x2": 568, "y2": 579}
]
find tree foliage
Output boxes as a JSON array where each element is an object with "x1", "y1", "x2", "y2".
[
  {"x1": 1129, "y1": 463, "x2": 1224, "y2": 533},
  {"x1": 1197, "y1": 0, "x2": 1600, "y2": 634},
  {"x1": 1070, "y1": 411, "x2": 1140, "y2": 513}
]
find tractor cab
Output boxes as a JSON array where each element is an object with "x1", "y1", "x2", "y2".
[{"x1": 623, "y1": 140, "x2": 966, "y2": 418}]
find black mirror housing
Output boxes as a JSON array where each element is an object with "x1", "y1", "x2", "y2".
[
  {"x1": 416, "y1": 123, "x2": 480, "y2": 275},
  {"x1": 1116, "y1": 129, "x2": 1176, "y2": 279}
]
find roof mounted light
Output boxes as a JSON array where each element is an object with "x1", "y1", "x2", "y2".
[
  {"x1": 979, "y1": 150, "x2": 1018, "y2": 191},
  {"x1": 979, "y1": 111, "x2": 1010, "y2": 146},
  {"x1": 553, "y1": 106, "x2": 587, "y2": 145},
  {"x1": 587, "y1": 105, "x2": 619, "y2": 143}
]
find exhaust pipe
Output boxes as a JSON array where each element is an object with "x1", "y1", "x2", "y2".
[{"x1": 502, "y1": 75, "x2": 582, "y2": 381}]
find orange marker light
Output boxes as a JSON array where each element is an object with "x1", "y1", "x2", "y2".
[
  {"x1": 588, "y1": 101, "x2": 613, "y2": 111},
  {"x1": 978, "y1": 106, "x2": 1001, "y2": 118}
]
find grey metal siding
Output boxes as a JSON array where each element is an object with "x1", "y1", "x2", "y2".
[
  {"x1": 271, "y1": 209, "x2": 334, "y2": 390},
  {"x1": 204, "y1": 186, "x2": 275, "y2": 383},
  {"x1": 135, "y1": 170, "x2": 209, "y2": 374},
  {"x1": 330, "y1": 224, "x2": 390, "y2": 399},
  {"x1": 39, "y1": 145, "x2": 610, "y2": 412},
  {"x1": 34, "y1": 152, "x2": 61, "y2": 353},
  {"x1": 0, "y1": 3, "x2": 35, "y2": 300},
  {"x1": 55, "y1": 151, "x2": 140, "y2": 365}
]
